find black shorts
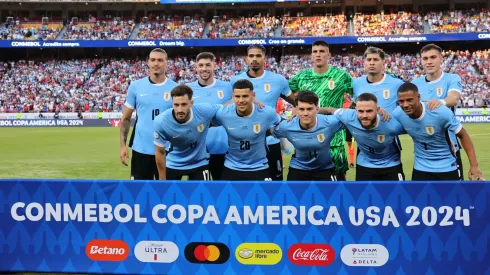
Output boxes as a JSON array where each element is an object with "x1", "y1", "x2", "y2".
[
  {"x1": 412, "y1": 169, "x2": 460, "y2": 181},
  {"x1": 456, "y1": 150, "x2": 464, "y2": 180},
  {"x1": 209, "y1": 154, "x2": 225, "y2": 180},
  {"x1": 131, "y1": 150, "x2": 159, "y2": 180},
  {"x1": 166, "y1": 165, "x2": 211, "y2": 180},
  {"x1": 287, "y1": 167, "x2": 337, "y2": 181},
  {"x1": 221, "y1": 167, "x2": 271, "y2": 181},
  {"x1": 345, "y1": 129, "x2": 353, "y2": 143},
  {"x1": 266, "y1": 142, "x2": 283, "y2": 181},
  {"x1": 356, "y1": 164, "x2": 405, "y2": 181}
]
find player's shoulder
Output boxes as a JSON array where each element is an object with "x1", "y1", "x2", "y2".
[
  {"x1": 386, "y1": 73, "x2": 405, "y2": 83},
  {"x1": 130, "y1": 77, "x2": 149, "y2": 87},
  {"x1": 215, "y1": 79, "x2": 231, "y2": 86},
  {"x1": 443, "y1": 72, "x2": 462, "y2": 81},
  {"x1": 334, "y1": 108, "x2": 356, "y2": 120},
  {"x1": 294, "y1": 68, "x2": 314, "y2": 77},
  {"x1": 231, "y1": 72, "x2": 247, "y2": 81},
  {"x1": 156, "y1": 108, "x2": 173, "y2": 123},
  {"x1": 353, "y1": 76, "x2": 367, "y2": 85},
  {"x1": 411, "y1": 75, "x2": 425, "y2": 85},
  {"x1": 256, "y1": 104, "x2": 275, "y2": 114},
  {"x1": 330, "y1": 66, "x2": 350, "y2": 75},
  {"x1": 267, "y1": 70, "x2": 287, "y2": 80},
  {"x1": 392, "y1": 106, "x2": 405, "y2": 118},
  {"x1": 185, "y1": 80, "x2": 199, "y2": 88},
  {"x1": 165, "y1": 78, "x2": 178, "y2": 86}
]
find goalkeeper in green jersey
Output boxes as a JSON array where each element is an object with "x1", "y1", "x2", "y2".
[{"x1": 289, "y1": 40, "x2": 354, "y2": 181}]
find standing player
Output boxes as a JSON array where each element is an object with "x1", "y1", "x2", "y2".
[
  {"x1": 153, "y1": 85, "x2": 221, "y2": 180},
  {"x1": 230, "y1": 45, "x2": 296, "y2": 181},
  {"x1": 393, "y1": 83, "x2": 483, "y2": 181},
  {"x1": 273, "y1": 91, "x2": 344, "y2": 181},
  {"x1": 322, "y1": 93, "x2": 407, "y2": 181},
  {"x1": 214, "y1": 79, "x2": 281, "y2": 180},
  {"x1": 353, "y1": 47, "x2": 405, "y2": 113},
  {"x1": 186, "y1": 52, "x2": 232, "y2": 180},
  {"x1": 412, "y1": 44, "x2": 464, "y2": 179},
  {"x1": 289, "y1": 40, "x2": 353, "y2": 181},
  {"x1": 120, "y1": 48, "x2": 178, "y2": 180}
]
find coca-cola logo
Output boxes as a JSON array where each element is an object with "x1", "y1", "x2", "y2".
[{"x1": 288, "y1": 244, "x2": 335, "y2": 266}]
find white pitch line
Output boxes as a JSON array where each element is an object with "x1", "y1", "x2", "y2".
[{"x1": 398, "y1": 132, "x2": 490, "y2": 140}]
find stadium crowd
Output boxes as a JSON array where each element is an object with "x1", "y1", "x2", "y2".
[
  {"x1": 353, "y1": 12, "x2": 424, "y2": 36},
  {"x1": 62, "y1": 19, "x2": 135, "y2": 40},
  {"x1": 207, "y1": 16, "x2": 278, "y2": 39},
  {"x1": 1, "y1": 48, "x2": 489, "y2": 113},
  {"x1": 426, "y1": 9, "x2": 490, "y2": 33},
  {"x1": 281, "y1": 15, "x2": 348, "y2": 37},
  {"x1": 136, "y1": 17, "x2": 205, "y2": 40}
]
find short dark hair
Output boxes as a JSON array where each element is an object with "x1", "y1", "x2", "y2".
[
  {"x1": 357, "y1": 92, "x2": 378, "y2": 103},
  {"x1": 196, "y1": 52, "x2": 216, "y2": 62},
  {"x1": 397, "y1": 82, "x2": 419, "y2": 94},
  {"x1": 171, "y1": 84, "x2": 193, "y2": 99},
  {"x1": 149, "y1": 48, "x2": 168, "y2": 58},
  {"x1": 364, "y1": 47, "x2": 386, "y2": 60},
  {"x1": 420, "y1": 44, "x2": 442, "y2": 55},
  {"x1": 233, "y1": 79, "x2": 254, "y2": 91},
  {"x1": 312, "y1": 40, "x2": 330, "y2": 49},
  {"x1": 296, "y1": 90, "x2": 319, "y2": 106},
  {"x1": 247, "y1": 45, "x2": 266, "y2": 55}
]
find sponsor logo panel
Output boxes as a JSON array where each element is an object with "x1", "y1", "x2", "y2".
[
  {"x1": 184, "y1": 242, "x2": 230, "y2": 264},
  {"x1": 134, "y1": 241, "x2": 179, "y2": 263},
  {"x1": 340, "y1": 244, "x2": 389, "y2": 267},
  {"x1": 235, "y1": 243, "x2": 282, "y2": 265},
  {"x1": 288, "y1": 244, "x2": 335, "y2": 266},
  {"x1": 85, "y1": 240, "x2": 129, "y2": 262}
]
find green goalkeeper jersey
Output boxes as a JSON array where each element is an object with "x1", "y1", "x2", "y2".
[{"x1": 289, "y1": 66, "x2": 353, "y2": 147}]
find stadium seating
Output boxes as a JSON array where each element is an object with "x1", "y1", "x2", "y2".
[
  {"x1": 354, "y1": 12, "x2": 424, "y2": 36},
  {"x1": 136, "y1": 18, "x2": 205, "y2": 40},
  {"x1": 281, "y1": 16, "x2": 348, "y2": 37},
  {"x1": 0, "y1": 22, "x2": 62, "y2": 40},
  {"x1": 426, "y1": 9, "x2": 490, "y2": 33},
  {"x1": 207, "y1": 17, "x2": 277, "y2": 39},
  {"x1": 62, "y1": 19, "x2": 135, "y2": 40}
]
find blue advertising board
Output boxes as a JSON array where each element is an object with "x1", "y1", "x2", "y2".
[
  {"x1": 0, "y1": 179, "x2": 489, "y2": 274},
  {"x1": 2, "y1": 32, "x2": 490, "y2": 48}
]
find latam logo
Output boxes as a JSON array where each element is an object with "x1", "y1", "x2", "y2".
[
  {"x1": 184, "y1": 242, "x2": 230, "y2": 264},
  {"x1": 288, "y1": 244, "x2": 335, "y2": 266},
  {"x1": 340, "y1": 244, "x2": 389, "y2": 267},
  {"x1": 134, "y1": 241, "x2": 179, "y2": 263},
  {"x1": 85, "y1": 240, "x2": 129, "y2": 262}
]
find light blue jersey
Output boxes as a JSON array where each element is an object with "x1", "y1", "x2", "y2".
[
  {"x1": 334, "y1": 109, "x2": 405, "y2": 168},
  {"x1": 153, "y1": 103, "x2": 221, "y2": 170},
  {"x1": 393, "y1": 102, "x2": 463, "y2": 173},
  {"x1": 230, "y1": 70, "x2": 291, "y2": 145},
  {"x1": 353, "y1": 73, "x2": 404, "y2": 113},
  {"x1": 273, "y1": 115, "x2": 343, "y2": 171},
  {"x1": 125, "y1": 77, "x2": 178, "y2": 155},
  {"x1": 187, "y1": 79, "x2": 232, "y2": 155},
  {"x1": 214, "y1": 104, "x2": 281, "y2": 171},
  {"x1": 412, "y1": 72, "x2": 463, "y2": 150}
]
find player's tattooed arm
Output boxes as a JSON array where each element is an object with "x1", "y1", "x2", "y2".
[
  {"x1": 318, "y1": 107, "x2": 338, "y2": 115},
  {"x1": 281, "y1": 93, "x2": 297, "y2": 107},
  {"x1": 456, "y1": 127, "x2": 485, "y2": 180},
  {"x1": 155, "y1": 145, "x2": 167, "y2": 180},
  {"x1": 119, "y1": 107, "x2": 133, "y2": 166}
]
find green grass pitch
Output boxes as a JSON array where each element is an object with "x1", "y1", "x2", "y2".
[{"x1": 0, "y1": 124, "x2": 489, "y2": 275}]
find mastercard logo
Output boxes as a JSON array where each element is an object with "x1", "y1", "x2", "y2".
[{"x1": 184, "y1": 242, "x2": 230, "y2": 264}]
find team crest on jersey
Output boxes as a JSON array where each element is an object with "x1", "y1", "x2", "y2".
[
  {"x1": 436, "y1": 87, "x2": 443, "y2": 97},
  {"x1": 377, "y1": 135, "x2": 385, "y2": 143},
  {"x1": 217, "y1": 90, "x2": 224, "y2": 99},
  {"x1": 253, "y1": 123, "x2": 261, "y2": 134},
  {"x1": 383, "y1": 90, "x2": 390, "y2": 99},
  {"x1": 317, "y1": 133, "x2": 325, "y2": 143},
  {"x1": 197, "y1": 124, "x2": 205, "y2": 133},
  {"x1": 264, "y1": 83, "x2": 271, "y2": 93},
  {"x1": 426, "y1": 125, "x2": 435, "y2": 135},
  {"x1": 163, "y1": 92, "x2": 171, "y2": 101},
  {"x1": 328, "y1": 80, "x2": 335, "y2": 90}
]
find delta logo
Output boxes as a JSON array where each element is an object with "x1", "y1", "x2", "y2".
[
  {"x1": 86, "y1": 240, "x2": 129, "y2": 262},
  {"x1": 235, "y1": 243, "x2": 282, "y2": 265},
  {"x1": 134, "y1": 241, "x2": 179, "y2": 263},
  {"x1": 184, "y1": 242, "x2": 230, "y2": 264},
  {"x1": 288, "y1": 244, "x2": 335, "y2": 266},
  {"x1": 340, "y1": 244, "x2": 389, "y2": 267}
]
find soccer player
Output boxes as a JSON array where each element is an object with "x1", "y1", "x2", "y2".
[
  {"x1": 230, "y1": 45, "x2": 296, "y2": 181},
  {"x1": 120, "y1": 48, "x2": 178, "y2": 180},
  {"x1": 214, "y1": 79, "x2": 281, "y2": 180},
  {"x1": 186, "y1": 52, "x2": 232, "y2": 180},
  {"x1": 353, "y1": 47, "x2": 405, "y2": 113},
  {"x1": 393, "y1": 83, "x2": 483, "y2": 181},
  {"x1": 153, "y1": 85, "x2": 221, "y2": 180},
  {"x1": 289, "y1": 40, "x2": 354, "y2": 181},
  {"x1": 323, "y1": 93, "x2": 406, "y2": 181},
  {"x1": 412, "y1": 44, "x2": 464, "y2": 179},
  {"x1": 273, "y1": 91, "x2": 343, "y2": 181}
]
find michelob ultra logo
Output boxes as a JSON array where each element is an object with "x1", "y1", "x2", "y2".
[{"x1": 235, "y1": 243, "x2": 282, "y2": 265}]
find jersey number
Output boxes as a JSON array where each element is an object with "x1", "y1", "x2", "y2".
[
  {"x1": 422, "y1": 142, "x2": 428, "y2": 150},
  {"x1": 240, "y1": 140, "x2": 251, "y2": 151},
  {"x1": 368, "y1": 146, "x2": 375, "y2": 154},
  {"x1": 189, "y1": 142, "x2": 198, "y2": 149},
  {"x1": 309, "y1": 150, "x2": 319, "y2": 158},
  {"x1": 151, "y1": 109, "x2": 160, "y2": 120}
]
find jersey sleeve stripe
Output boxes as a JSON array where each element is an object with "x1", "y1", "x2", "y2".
[
  {"x1": 154, "y1": 141, "x2": 166, "y2": 148},
  {"x1": 283, "y1": 90, "x2": 292, "y2": 97},
  {"x1": 124, "y1": 102, "x2": 135, "y2": 109},
  {"x1": 454, "y1": 124, "x2": 463, "y2": 135}
]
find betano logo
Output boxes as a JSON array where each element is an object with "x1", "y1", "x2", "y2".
[
  {"x1": 184, "y1": 242, "x2": 230, "y2": 264},
  {"x1": 235, "y1": 243, "x2": 282, "y2": 265},
  {"x1": 85, "y1": 240, "x2": 129, "y2": 262}
]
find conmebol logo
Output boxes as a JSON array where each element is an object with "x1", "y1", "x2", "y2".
[
  {"x1": 85, "y1": 240, "x2": 129, "y2": 262},
  {"x1": 288, "y1": 244, "x2": 335, "y2": 266}
]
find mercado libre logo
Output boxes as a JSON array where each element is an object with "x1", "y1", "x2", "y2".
[
  {"x1": 85, "y1": 240, "x2": 129, "y2": 262},
  {"x1": 235, "y1": 243, "x2": 282, "y2": 265},
  {"x1": 184, "y1": 242, "x2": 230, "y2": 264}
]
